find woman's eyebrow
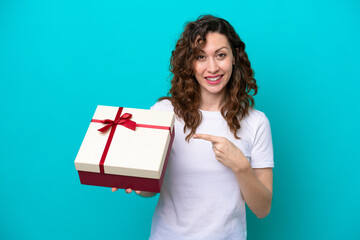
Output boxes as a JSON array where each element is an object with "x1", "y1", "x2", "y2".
[
  {"x1": 199, "y1": 46, "x2": 229, "y2": 53},
  {"x1": 215, "y1": 47, "x2": 228, "y2": 53}
]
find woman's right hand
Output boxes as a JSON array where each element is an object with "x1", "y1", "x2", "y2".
[
  {"x1": 111, "y1": 187, "x2": 157, "y2": 197},
  {"x1": 111, "y1": 187, "x2": 141, "y2": 194}
]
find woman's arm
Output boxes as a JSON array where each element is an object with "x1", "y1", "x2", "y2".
[
  {"x1": 233, "y1": 165, "x2": 273, "y2": 218},
  {"x1": 193, "y1": 134, "x2": 273, "y2": 218}
]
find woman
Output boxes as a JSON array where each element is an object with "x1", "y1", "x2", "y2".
[{"x1": 113, "y1": 15, "x2": 274, "y2": 239}]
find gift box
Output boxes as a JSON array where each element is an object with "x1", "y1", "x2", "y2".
[{"x1": 74, "y1": 105, "x2": 175, "y2": 193}]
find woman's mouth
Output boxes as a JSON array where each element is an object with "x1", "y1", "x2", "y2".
[{"x1": 205, "y1": 75, "x2": 223, "y2": 85}]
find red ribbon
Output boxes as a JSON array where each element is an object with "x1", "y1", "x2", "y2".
[
  {"x1": 91, "y1": 112, "x2": 136, "y2": 132},
  {"x1": 91, "y1": 107, "x2": 171, "y2": 174}
]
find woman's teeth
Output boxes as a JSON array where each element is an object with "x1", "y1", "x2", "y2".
[{"x1": 206, "y1": 75, "x2": 222, "y2": 81}]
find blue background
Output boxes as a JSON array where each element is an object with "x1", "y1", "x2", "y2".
[{"x1": 1, "y1": 0, "x2": 359, "y2": 239}]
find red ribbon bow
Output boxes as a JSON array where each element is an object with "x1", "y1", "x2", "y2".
[
  {"x1": 96, "y1": 113, "x2": 136, "y2": 132},
  {"x1": 90, "y1": 106, "x2": 172, "y2": 174},
  {"x1": 90, "y1": 107, "x2": 136, "y2": 174}
]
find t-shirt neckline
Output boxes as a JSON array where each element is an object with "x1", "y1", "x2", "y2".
[{"x1": 199, "y1": 109, "x2": 222, "y2": 119}]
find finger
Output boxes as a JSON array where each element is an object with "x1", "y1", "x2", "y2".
[
  {"x1": 212, "y1": 142, "x2": 226, "y2": 153},
  {"x1": 212, "y1": 147, "x2": 221, "y2": 154},
  {"x1": 125, "y1": 188, "x2": 133, "y2": 194},
  {"x1": 212, "y1": 147, "x2": 223, "y2": 158},
  {"x1": 135, "y1": 190, "x2": 142, "y2": 195},
  {"x1": 111, "y1": 187, "x2": 118, "y2": 192},
  {"x1": 212, "y1": 147, "x2": 226, "y2": 160},
  {"x1": 193, "y1": 134, "x2": 222, "y2": 143}
]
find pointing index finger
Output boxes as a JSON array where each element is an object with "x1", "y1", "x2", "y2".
[{"x1": 193, "y1": 134, "x2": 222, "y2": 143}]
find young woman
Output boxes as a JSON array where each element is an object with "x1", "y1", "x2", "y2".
[{"x1": 113, "y1": 15, "x2": 274, "y2": 239}]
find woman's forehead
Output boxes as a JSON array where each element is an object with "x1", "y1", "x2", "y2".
[{"x1": 194, "y1": 32, "x2": 231, "y2": 51}]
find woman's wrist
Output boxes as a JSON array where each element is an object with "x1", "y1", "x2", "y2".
[{"x1": 231, "y1": 156, "x2": 252, "y2": 175}]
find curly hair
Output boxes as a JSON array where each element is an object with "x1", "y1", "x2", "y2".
[{"x1": 160, "y1": 15, "x2": 258, "y2": 141}]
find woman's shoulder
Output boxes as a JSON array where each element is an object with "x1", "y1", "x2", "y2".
[
  {"x1": 247, "y1": 108, "x2": 266, "y2": 120},
  {"x1": 243, "y1": 108, "x2": 270, "y2": 129},
  {"x1": 150, "y1": 99, "x2": 174, "y2": 112}
]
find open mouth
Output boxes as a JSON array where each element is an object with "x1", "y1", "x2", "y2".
[{"x1": 205, "y1": 75, "x2": 223, "y2": 84}]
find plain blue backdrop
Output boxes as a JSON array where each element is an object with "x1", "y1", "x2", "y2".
[{"x1": 1, "y1": 0, "x2": 359, "y2": 239}]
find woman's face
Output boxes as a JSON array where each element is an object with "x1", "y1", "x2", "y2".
[{"x1": 192, "y1": 32, "x2": 235, "y2": 100}]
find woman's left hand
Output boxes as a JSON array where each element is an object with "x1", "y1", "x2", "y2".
[{"x1": 193, "y1": 134, "x2": 250, "y2": 173}]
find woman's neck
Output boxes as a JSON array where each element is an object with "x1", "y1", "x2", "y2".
[{"x1": 199, "y1": 90, "x2": 226, "y2": 112}]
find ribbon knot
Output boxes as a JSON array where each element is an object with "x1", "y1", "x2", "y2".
[
  {"x1": 97, "y1": 112, "x2": 136, "y2": 133},
  {"x1": 90, "y1": 106, "x2": 172, "y2": 174}
]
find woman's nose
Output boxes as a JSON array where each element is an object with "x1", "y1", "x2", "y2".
[{"x1": 207, "y1": 58, "x2": 219, "y2": 73}]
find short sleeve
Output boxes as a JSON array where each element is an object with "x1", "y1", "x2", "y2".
[
  {"x1": 250, "y1": 113, "x2": 274, "y2": 168},
  {"x1": 150, "y1": 99, "x2": 174, "y2": 112}
]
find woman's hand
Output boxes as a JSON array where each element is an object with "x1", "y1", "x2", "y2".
[
  {"x1": 111, "y1": 188, "x2": 141, "y2": 194},
  {"x1": 194, "y1": 133, "x2": 273, "y2": 218},
  {"x1": 193, "y1": 134, "x2": 251, "y2": 173},
  {"x1": 111, "y1": 188, "x2": 157, "y2": 197}
]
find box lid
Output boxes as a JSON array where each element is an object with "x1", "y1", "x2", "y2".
[{"x1": 74, "y1": 105, "x2": 175, "y2": 179}]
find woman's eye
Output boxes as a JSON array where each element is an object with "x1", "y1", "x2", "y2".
[
  {"x1": 218, "y1": 53, "x2": 226, "y2": 58},
  {"x1": 196, "y1": 55, "x2": 205, "y2": 60}
]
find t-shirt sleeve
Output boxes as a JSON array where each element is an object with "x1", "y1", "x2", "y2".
[
  {"x1": 150, "y1": 99, "x2": 174, "y2": 112},
  {"x1": 250, "y1": 113, "x2": 274, "y2": 168}
]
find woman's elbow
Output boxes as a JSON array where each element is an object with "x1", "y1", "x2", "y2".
[
  {"x1": 255, "y1": 207, "x2": 271, "y2": 219},
  {"x1": 255, "y1": 199, "x2": 272, "y2": 219}
]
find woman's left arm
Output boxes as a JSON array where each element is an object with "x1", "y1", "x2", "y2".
[
  {"x1": 234, "y1": 166, "x2": 273, "y2": 219},
  {"x1": 193, "y1": 134, "x2": 273, "y2": 219}
]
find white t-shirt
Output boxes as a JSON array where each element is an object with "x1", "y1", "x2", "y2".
[{"x1": 149, "y1": 100, "x2": 274, "y2": 240}]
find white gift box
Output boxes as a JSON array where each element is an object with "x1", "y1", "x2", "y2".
[{"x1": 74, "y1": 105, "x2": 175, "y2": 192}]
